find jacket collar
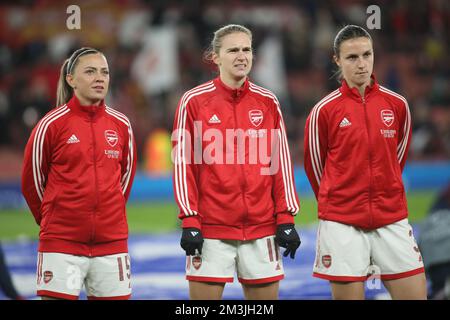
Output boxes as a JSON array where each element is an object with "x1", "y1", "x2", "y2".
[
  {"x1": 66, "y1": 95, "x2": 105, "y2": 120},
  {"x1": 213, "y1": 76, "x2": 249, "y2": 102},
  {"x1": 340, "y1": 74, "x2": 379, "y2": 102}
]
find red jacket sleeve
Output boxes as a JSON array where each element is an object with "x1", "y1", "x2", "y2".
[
  {"x1": 172, "y1": 96, "x2": 201, "y2": 230},
  {"x1": 271, "y1": 100, "x2": 300, "y2": 225},
  {"x1": 21, "y1": 120, "x2": 53, "y2": 225},
  {"x1": 395, "y1": 97, "x2": 412, "y2": 171},
  {"x1": 120, "y1": 121, "x2": 137, "y2": 202},
  {"x1": 304, "y1": 105, "x2": 328, "y2": 199}
]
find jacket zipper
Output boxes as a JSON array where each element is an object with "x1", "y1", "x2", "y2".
[
  {"x1": 361, "y1": 96, "x2": 373, "y2": 227},
  {"x1": 232, "y1": 92, "x2": 248, "y2": 240},
  {"x1": 90, "y1": 116, "x2": 99, "y2": 257}
]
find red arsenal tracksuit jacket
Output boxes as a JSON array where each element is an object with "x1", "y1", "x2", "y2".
[
  {"x1": 22, "y1": 95, "x2": 137, "y2": 256},
  {"x1": 304, "y1": 76, "x2": 412, "y2": 230},
  {"x1": 172, "y1": 77, "x2": 300, "y2": 240}
]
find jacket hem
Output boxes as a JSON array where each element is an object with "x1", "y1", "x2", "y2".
[
  {"x1": 318, "y1": 212, "x2": 408, "y2": 230},
  {"x1": 38, "y1": 238, "x2": 128, "y2": 257},
  {"x1": 201, "y1": 222, "x2": 277, "y2": 241}
]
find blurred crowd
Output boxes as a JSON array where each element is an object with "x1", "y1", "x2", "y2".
[{"x1": 0, "y1": 0, "x2": 448, "y2": 178}]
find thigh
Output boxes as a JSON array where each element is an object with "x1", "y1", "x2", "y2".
[
  {"x1": 383, "y1": 273, "x2": 427, "y2": 300},
  {"x1": 313, "y1": 220, "x2": 371, "y2": 281},
  {"x1": 189, "y1": 281, "x2": 226, "y2": 300},
  {"x1": 236, "y1": 235, "x2": 284, "y2": 284},
  {"x1": 186, "y1": 239, "x2": 237, "y2": 283},
  {"x1": 37, "y1": 252, "x2": 89, "y2": 300},
  {"x1": 85, "y1": 253, "x2": 131, "y2": 300},
  {"x1": 330, "y1": 281, "x2": 365, "y2": 300},
  {"x1": 242, "y1": 281, "x2": 280, "y2": 300},
  {"x1": 371, "y1": 219, "x2": 425, "y2": 280}
]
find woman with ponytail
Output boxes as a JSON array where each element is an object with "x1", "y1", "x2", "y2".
[
  {"x1": 22, "y1": 48, "x2": 137, "y2": 300},
  {"x1": 304, "y1": 25, "x2": 426, "y2": 299}
]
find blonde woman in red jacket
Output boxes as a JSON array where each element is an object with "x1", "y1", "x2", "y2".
[
  {"x1": 304, "y1": 25, "x2": 426, "y2": 299},
  {"x1": 172, "y1": 24, "x2": 301, "y2": 299},
  {"x1": 22, "y1": 47, "x2": 136, "y2": 300}
]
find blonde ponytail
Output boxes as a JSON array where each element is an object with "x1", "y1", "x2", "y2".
[{"x1": 56, "y1": 59, "x2": 72, "y2": 106}]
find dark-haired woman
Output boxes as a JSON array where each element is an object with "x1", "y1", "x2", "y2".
[
  {"x1": 304, "y1": 25, "x2": 427, "y2": 299},
  {"x1": 22, "y1": 48, "x2": 136, "y2": 300}
]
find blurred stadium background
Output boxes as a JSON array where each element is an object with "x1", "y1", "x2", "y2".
[{"x1": 0, "y1": 0, "x2": 448, "y2": 300}]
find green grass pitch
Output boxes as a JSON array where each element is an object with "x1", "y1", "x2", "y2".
[{"x1": 0, "y1": 191, "x2": 438, "y2": 241}]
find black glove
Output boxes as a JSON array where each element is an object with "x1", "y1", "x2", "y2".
[
  {"x1": 180, "y1": 228, "x2": 204, "y2": 256},
  {"x1": 275, "y1": 224, "x2": 301, "y2": 259}
]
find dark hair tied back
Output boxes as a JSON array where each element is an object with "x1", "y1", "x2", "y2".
[{"x1": 333, "y1": 25, "x2": 372, "y2": 58}]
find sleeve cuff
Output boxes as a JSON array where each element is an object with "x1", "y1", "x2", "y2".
[
  {"x1": 276, "y1": 212, "x2": 295, "y2": 225},
  {"x1": 181, "y1": 215, "x2": 202, "y2": 230}
]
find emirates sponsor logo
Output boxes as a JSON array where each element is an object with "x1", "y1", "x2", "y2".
[
  {"x1": 105, "y1": 149, "x2": 119, "y2": 159},
  {"x1": 380, "y1": 129, "x2": 396, "y2": 138},
  {"x1": 247, "y1": 129, "x2": 266, "y2": 138}
]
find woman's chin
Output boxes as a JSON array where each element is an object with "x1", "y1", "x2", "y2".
[
  {"x1": 233, "y1": 72, "x2": 248, "y2": 81},
  {"x1": 89, "y1": 94, "x2": 105, "y2": 102}
]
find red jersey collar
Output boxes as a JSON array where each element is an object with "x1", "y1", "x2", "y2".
[
  {"x1": 66, "y1": 95, "x2": 105, "y2": 120},
  {"x1": 340, "y1": 74, "x2": 379, "y2": 101},
  {"x1": 214, "y1": 76, "x2": 249, "y2": 102}
]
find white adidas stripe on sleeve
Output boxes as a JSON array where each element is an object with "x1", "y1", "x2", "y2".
[
  {"x1": 32, "y1": 105, "x2": 70, "y2": 201},
  {"x1": 308, "y1": 90, "x2": 341, "y2": 187},
  {"x1": 174, "y1": 82, "x2": 216, "y2": 217}
]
